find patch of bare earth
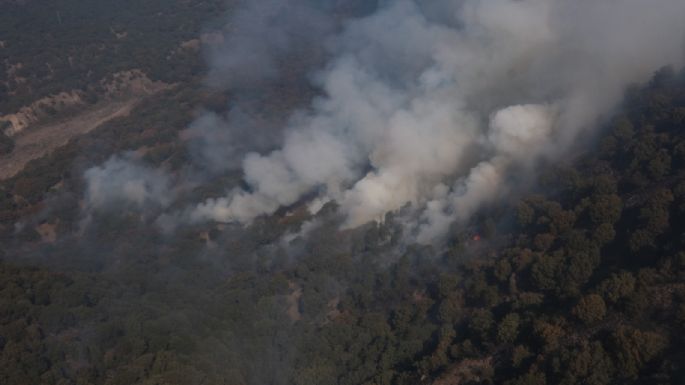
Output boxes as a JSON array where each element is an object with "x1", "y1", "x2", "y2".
[
  {"x1": 1, "y1": 90, "x2": 84, "y2": 135},
  {"x1": 322, "y1": 297, "x2": 341, "y2": 325},
  {"x1": 0, "y1": 70, "x2": 169, "y2": 180},
  {"x1": 286, "y1": 281, "x2": 303, "y2": 322},
  {"x1": 0, "y1": 100, "x2": 135, "y2": 180},
  {"x1": 35, "y1": 221, "x2": 58, "y2": 243}
]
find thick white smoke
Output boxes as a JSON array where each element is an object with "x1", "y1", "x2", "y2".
[{"x1": 188, "y1": 0, "x2": 685, "y2": 243}]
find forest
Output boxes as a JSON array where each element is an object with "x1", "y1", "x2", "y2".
[
  {"x1": 0, "y1": 0, "x2": 227, "y2": 114},
  {"x1": 1, "y1": 1, "x2": 685, "y2": 384},
  {"x1": 1, "y1": 62, "x2": 685, "y2": 384}
]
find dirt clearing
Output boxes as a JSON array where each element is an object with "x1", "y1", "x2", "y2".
[{"x1": 0, "y1": 99, "x2": 137, "y2": 180}]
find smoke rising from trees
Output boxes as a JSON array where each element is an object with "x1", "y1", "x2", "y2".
[
  {"x1": 89, "y1": 0, "x2": 685, "y2": 243},
  {"x1": 84, "y1": 153, "x2": 174, "y2": 211}
]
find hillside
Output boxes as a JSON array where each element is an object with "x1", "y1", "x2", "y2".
[
  {"x1": 1, "y1": 1, "x2": 685, "y2": 385},
  {"x1": 0, "y1": 0, "x2": 226, "y2": 114},
  {"x1": 1, "y1": 67, "x2": 684, "y2": 384}
]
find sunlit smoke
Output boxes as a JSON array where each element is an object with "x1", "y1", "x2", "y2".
[{"x1": 182, "y1": 0, "x2": 685, "y2": 243}]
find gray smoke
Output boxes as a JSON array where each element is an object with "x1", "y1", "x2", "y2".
[
  {"x1": 206, "y1": 0, "x2": 334, "y2": 90},
  {"x1": 81, "y1": 0, "x2": 685, "y2": 244},
  {"x1": 185, "y1": 0, "x2": 685, "y2": 243},
  {"x1": 184, "y1": 0, "x2": 354, "y2": 176},
  {"x1": 84, "y1": 154, "x2": 174, "y2": 211},
  {"x1": 184, "y1": 110, "x2": 265, "y2": 175}
]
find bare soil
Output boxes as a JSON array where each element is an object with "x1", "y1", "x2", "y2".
[
  {"x1": 0, "y1": 99, "x2": 137, "y2": 180},
  {"x1": 286, "y1": 281, "x2": 303, "y2": 322}
]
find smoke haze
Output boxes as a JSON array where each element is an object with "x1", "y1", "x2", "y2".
[
  {"x1": 84, "y1": 153, "x2": 174, "y2": 211},
  {"x1": 88, "y1": 0, "x2": 685, "y2": 244}
]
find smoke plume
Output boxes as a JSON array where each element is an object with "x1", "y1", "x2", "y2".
[
  {"x1": 84, "y1": 154, "x2": 174, "y2": 211},
  {"x1": 206, "y1": 0, "x2": 334, "y2": 90},
  {"x1": 182, "y1": 0, "x2": 685, "y2": 243}
]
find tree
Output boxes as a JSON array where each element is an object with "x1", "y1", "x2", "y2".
[
  {"x1": 533, "y1": 321, "x2": 564, "y2": 353},
  {"x1": 572, "y1": 294, "x2": 606, "y2": 325},
  {"x1": 558, "y1": 342, "x2": 614, "y2": 385},
  {"x1": 592, "y1": 223, "x2": 615, "y2": 245},
  {"x1": 531, "y1": 253, "x2": 563, "y2": 292},
  {"x1": 509, "y1": 369, "x2": 546, "y2": 385},
  {"x1": 599, "y1": 271, "x2": 636, "y2": 304},
  {"x1": 647, "y1": 149, "x2": 671, "y2": 179},
  {"x1": 511, "y1": 345, "x2": 531, "y2": 368},
  {"x1": 588, "y1": 194, "x2": 622, "y2": 225},
  {"x1": 468, "y1": 309, "x2": 494, "y2": 342},
  {"x1": 611, "y1": 116, "x2": 634, "y2": 142},
  {"x1": 517, "y1": 202, "x2": 535, "y2": 226},
  {"x1": 610, "y1": 326, "x2": 667, "y2": 380},
  {"x1": 497, "y1": 313, "x2": 521, "y2": 344}
]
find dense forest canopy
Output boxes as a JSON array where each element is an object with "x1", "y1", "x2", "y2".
[{"x1": 1, "y1": 1, "x2": 685, "y2": 385}]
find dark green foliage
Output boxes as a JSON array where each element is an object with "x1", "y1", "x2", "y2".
[
  {"x1": 599, "y1": 271, "x2": 636, "y2": 304},
  {"x1": 572, "y1": 294, "x2": 607, "y2": 324},
  {"x1": 609, "y1": 326, "x2": 667, "y2": 381},
  {"x1": 556, "y1": 342, "x2": 614, "y2": 385},
  {"x1": 497, "y1": 313, "x2": 521, "y2": 344}
]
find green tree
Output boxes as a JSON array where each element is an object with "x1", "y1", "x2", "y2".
[
  {"x1": 469, "y1": 309, "x2": 494, "y2": 342},
  {"x1": 511, "y1": 345, "x2": 531, "y2": 368},
  {"x1": 497, "y1": 313, "x2": 521, "y2": 344},
  {"x1": 558, "y1": 342, "x2": 614, "y2": 385},
  {"x1": 610, "y1": 326, "x2": 667, "y2": 380},
  {"x1": 588, "y1": 194, "x2": 622, "y2": 225},
  {"x1": 572, "y1": 294, "x2": 606, "y2": 325},
  {"x1": 599, "y1": 271, "x2": 636, "y2": 304}
]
